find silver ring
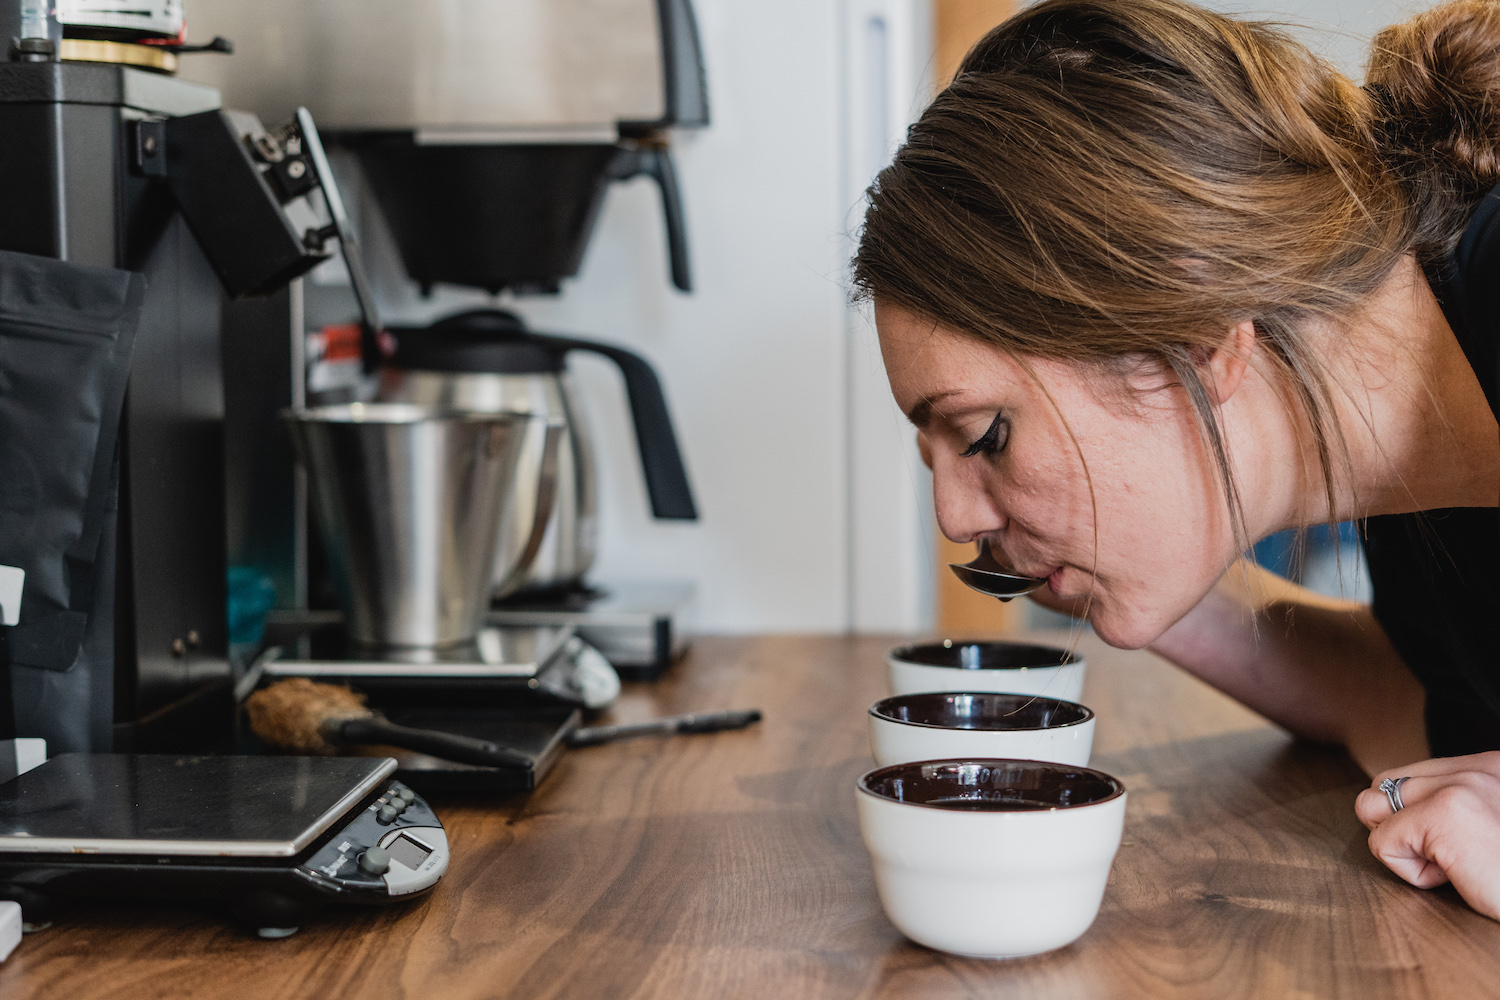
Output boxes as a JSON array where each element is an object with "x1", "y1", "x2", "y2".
[{"x1": 1379, "y1": 776, "x2": 1412, "y2": 813}]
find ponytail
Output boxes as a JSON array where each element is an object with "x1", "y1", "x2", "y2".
[{"x1": 1368, "y1": 0, "x2": 1500, "y2": 259}]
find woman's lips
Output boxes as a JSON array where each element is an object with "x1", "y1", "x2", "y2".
[
  {"x1": 1046, "y1": 567, "x2": 1068, "y2": 594},
  {"x1": 982, "y1": 543, "x2": 1060, "y2": 587}
]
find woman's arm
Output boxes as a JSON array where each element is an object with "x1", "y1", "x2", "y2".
[
  {"x1": 1144, "y1": 561, "x2": 1429, "y2": 775},
  {"x1": 1049, "y1": 558, "x2": 1500, "y2": 919},
  {"x1": 1163, "y1": 565, "x2": 1500, "y2": 921}
]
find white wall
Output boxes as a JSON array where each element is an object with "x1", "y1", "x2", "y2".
[
  {"x1": 509, "y1": 0, "x2": 856, "y2": 633},
  {"x1": 512, "y1": 0, "x2": 936, "y2": 634},
  {"x1": 841, "y1": 0, "x2": 937, "y2": 633}
]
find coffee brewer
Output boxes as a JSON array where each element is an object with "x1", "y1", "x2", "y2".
[{"x1": 191, "y1": 0, "x2": 710, "y2": 680}]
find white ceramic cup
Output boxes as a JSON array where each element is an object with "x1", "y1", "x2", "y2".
[
  {"x1": 856, "y1": 759, "x2": 1127, "y2": 959},
  {"x1": 887, "y1": 640, "x2": 1085, "y2": 702},
  {"x1": 868, "y1": 692, "x2": 1095, "y2": 768}
]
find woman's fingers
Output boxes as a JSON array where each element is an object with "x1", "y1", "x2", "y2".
[
  {"x1": 1355, "y1": 785, "x2": 1396, "y2": 829},
  {"x1": 1366, "y1": 810, "x2": 1451, "y2": 888},
  {"x1": 1356, "y1": 756, "x2": 1500, "y2": 920},
  {"x1": 1364, "y1": 780, "x2": 1500, "y2": 921},
  {"x1": 1356, "y1": 774, "x2": 1438, "y2": 828}
]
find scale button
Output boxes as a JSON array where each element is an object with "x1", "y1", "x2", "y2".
[
  {"x1": 394, "y1": 788, "x2": 416, "y2": 805},
  {"x1": 377, "y1": 804, "x2": 399, "y2": 824},
  {"x1": 358, "y1": 847, "x2": 391, "y2": 876}
]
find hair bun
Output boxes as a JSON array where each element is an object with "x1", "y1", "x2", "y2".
[{"x1": 1368, "y1": 0, "x2": 1500, "y2": 199}]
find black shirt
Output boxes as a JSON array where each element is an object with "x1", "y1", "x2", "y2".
[{"x1": 1363, "y1": 185, "x2": 1500, "y2": 757}]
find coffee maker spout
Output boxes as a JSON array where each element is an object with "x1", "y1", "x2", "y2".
[{"x1": 609, "y1": 139, "x2": 692, "y2": 293}]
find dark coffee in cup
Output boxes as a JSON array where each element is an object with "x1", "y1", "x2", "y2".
[{"x1": 860, "y1": 759, "x2": 1123, "y2": 811}]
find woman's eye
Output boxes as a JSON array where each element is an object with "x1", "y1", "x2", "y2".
[{"x1": 960, "y1": 412, "x2": 1009, "y2": 458}]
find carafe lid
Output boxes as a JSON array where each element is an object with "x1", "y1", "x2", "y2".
[{"x1": 385, "y1": 310, "x2": 565, "y2": 374}]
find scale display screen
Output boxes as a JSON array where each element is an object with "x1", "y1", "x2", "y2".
[
  {"x1": 0, "y1": 754, "x2": 394, "y2": 857},
  {"x1": 386, "y1": 834, "x2": 432, "y2": 870}
]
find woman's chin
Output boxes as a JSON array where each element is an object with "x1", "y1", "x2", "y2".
[{"x1": 1087, "y1": 607, "x2": 1169, "y2": 651}]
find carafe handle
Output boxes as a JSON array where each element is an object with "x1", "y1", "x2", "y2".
[
  {"x1": 534, "y1": 335, "x2": 698, "y2": 521},
  {"x1": 392, "y1": 311, "x2": 700, "y2": 523}
]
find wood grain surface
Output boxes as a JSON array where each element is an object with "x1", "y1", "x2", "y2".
[{"x1": 3, "y1": 632, "x2": 1498, "y2": 999}]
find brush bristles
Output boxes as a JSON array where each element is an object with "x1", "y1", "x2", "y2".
[{"x1": 245, "y1": 678, "x2": 372, "y2": 754}]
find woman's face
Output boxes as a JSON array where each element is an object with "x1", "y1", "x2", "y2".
[{"x1": 877, "y1": 302, "x2": 1239, "y2": 649}]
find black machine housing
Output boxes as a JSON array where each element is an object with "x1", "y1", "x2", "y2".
[{"x1": 0, "y1": 60, "x2": 348, "y2": 754}]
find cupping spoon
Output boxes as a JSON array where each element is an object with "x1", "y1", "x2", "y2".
[{"x1": 948, "y1": 539, "x2": 1047, "y2": 601}]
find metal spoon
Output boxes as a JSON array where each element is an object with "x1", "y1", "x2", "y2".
[{"x1": 948, "y1": 539, "x2": 1047, "y2": 602}]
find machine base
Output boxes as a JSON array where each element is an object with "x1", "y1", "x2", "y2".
[{"x1": 489, "y1": 579, "x2": 694, "y2": 681}]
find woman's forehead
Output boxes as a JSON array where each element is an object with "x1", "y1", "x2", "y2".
[{"x1": 877, "y1": 303, "x2": 1035, "y2": 397}]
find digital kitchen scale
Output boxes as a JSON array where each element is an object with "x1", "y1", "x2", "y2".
[
  {"x1": 0, "y1": 754, "x2": 448, "y2": 937},
  {"x1": 254, "y1": 621, "x2": 618, "y2": 706},
  {"x1": 242, "y1": 623, "x2": 598, "y2": 793},
  {"x1": 262, "y1": 585, "x2": 693, "y2": 684},
  {"x1": 257, "y1": 620, "x2": 577, "y2": 685}
]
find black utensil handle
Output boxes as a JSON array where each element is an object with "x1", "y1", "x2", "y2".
[
  {"x1": 565, "y1": 724, "x2": 633, "y2": 748},
  {"x1": 335, "y1": 718, "x2": 532, "y2": 769},
  {"x1": 674, "y1": 709, "x2": 762, "y2": 734},
  {"x1": 533, "y1": 332, "x2": 699, "y2": 521},
  {"x1": 567, "y1": 709, "x2": 762, "y2": 747}
]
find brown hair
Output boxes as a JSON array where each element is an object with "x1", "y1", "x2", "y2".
[{"x1": 853, "y1": 0, "x2": 1500, "y2": 550}]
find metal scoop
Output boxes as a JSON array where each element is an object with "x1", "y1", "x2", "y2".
[{"x1": 948, "y1": 539, "x2": 1047, "y2": 602}]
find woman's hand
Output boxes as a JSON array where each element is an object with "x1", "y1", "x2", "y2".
[{"x1": 1355, "y1": 752, "x2": 1500, "y2": 920}]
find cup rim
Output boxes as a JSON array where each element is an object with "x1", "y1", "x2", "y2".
[
  {"x1": 869, "y1": 692, "x2": 1094, "y2": 732},
  {"x1": 889, "y1": 640, "x2": 1082, "y2": 671},
  {"x1": 856, "y1": 758, "x2": 1125, "y2": 812}
]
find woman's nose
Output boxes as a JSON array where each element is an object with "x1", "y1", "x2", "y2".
[{"x1": 930, "y1": 451, "x2": 1004, "y2": 543}]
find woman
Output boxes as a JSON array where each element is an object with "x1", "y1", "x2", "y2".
[{"x1": 854, "y1": 0, "x2": 1500, "y2": 917}]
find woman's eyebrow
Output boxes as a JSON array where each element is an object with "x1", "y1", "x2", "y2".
[{"x1": 905, "y1": 390, "x2": 962, "y2": 427}]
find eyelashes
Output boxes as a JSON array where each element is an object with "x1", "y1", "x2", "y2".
[{"x1": 960, "y1": 412, "x2": 1009, "y2": 458}]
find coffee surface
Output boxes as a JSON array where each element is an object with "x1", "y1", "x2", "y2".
[
  {"x1": 861, "y1": 760, "x2": 1123, "y2": 811},
  {"x1": 872, "y1": 692, "x2": 1091, "y2": 731}
]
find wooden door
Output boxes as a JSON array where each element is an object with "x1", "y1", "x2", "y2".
[
  {"x1": 931, "y1": 0, "x2": 1021, "y2": 636},
  {"x1": 934, "y1": 0, "x2": 1016, "y2": 83}
]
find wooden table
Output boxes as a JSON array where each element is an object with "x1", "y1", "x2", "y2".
[{"x1": 4, "y1": 633, "x2": 1499, "y2": 999}]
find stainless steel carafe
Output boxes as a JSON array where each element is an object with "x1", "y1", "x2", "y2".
[
  {"x1": 377, "y1": 310, "x2": 697, "y2": 599},
  {"x1": 284, "y1": 403, "x2": 542, "y2": 647}
]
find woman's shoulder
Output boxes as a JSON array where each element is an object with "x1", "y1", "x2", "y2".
[{"x1": 1425, "y1": 183, "x2": 1500, "y2": 420}]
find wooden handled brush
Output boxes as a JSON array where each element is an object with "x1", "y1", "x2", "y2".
[{"x1": 245, "y1": 678, "x2": 532, "y2": 769}]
